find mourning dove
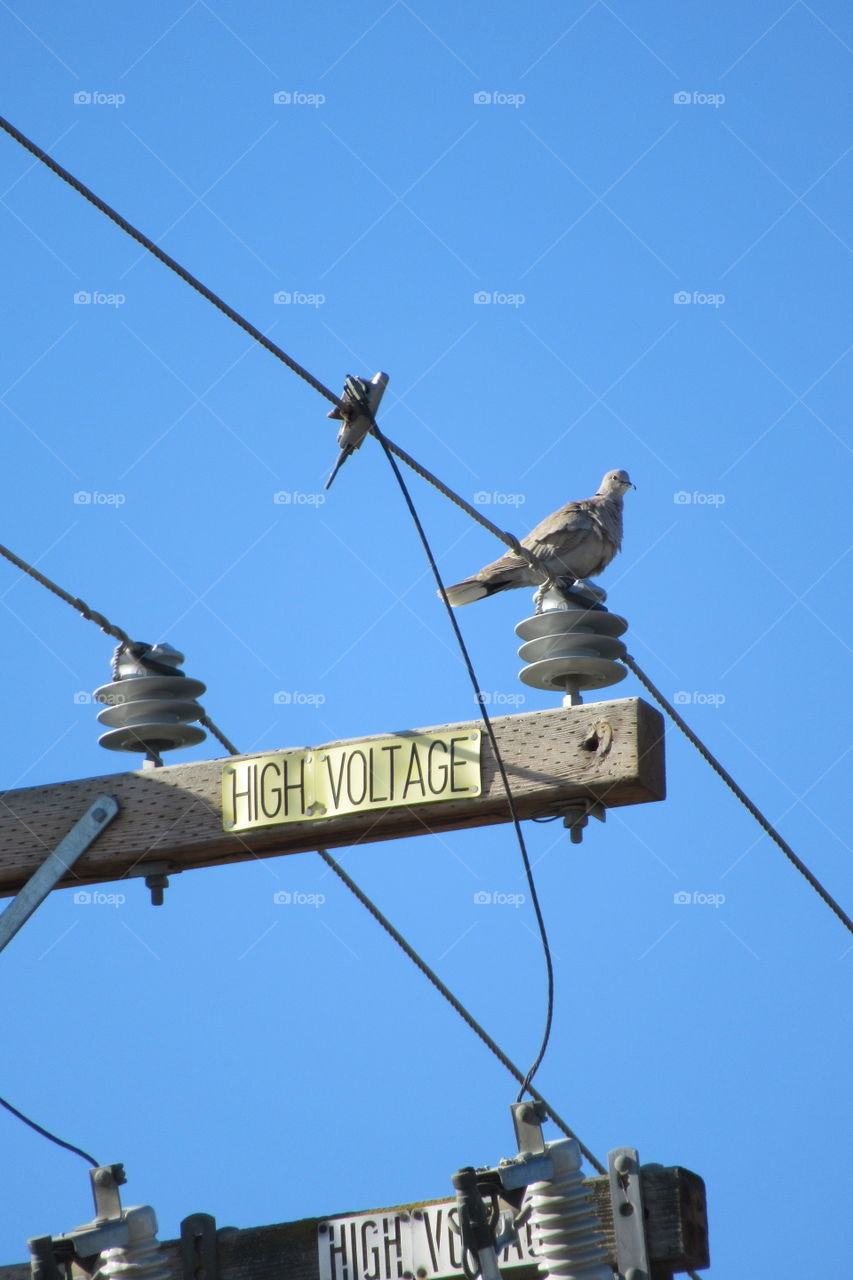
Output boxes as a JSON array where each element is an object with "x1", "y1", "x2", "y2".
[{"x1": 445, "y1": 469, "x2": 635, "y2": 607}]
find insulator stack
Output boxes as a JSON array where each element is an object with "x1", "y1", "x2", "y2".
[
  {"x1": 94, "y1": 642, "x2": 207, "y2": 755},
  {"x1": 527, "y1": 1139, "x2": 611, "y2": 1280},
  {"x1": 516, "y1": 585, "x2": 627, "y2": 703},
  {"x1": 99, "y1": 1206, "x2": 171, "y2": 1280}
]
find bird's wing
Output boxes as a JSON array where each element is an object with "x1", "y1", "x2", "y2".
[{"x1": 522, "y1": 501, "x2": 597, "y2": 558}]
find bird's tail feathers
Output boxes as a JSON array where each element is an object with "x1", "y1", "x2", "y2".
[{"x1": 443, "y1": 577, "x2": 505, "y2": 607}]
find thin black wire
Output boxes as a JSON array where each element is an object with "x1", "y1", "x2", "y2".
[
  {"x1": 0, "y1": 115, "x2": 343, "y2": 410},
  {"x1": 0, "y1": 540, "x2": 238, "y2": 757},
  {"x1": 370, "y1": 423, "x2": 554, "y2": 1100},
  {"x1": 0, "y1": 1094, "x2": 98, "y2": 1167}
]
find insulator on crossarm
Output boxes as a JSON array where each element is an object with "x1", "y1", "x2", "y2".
[
  {"x1": 527, "y1": 1139, "x2": 611, "y2": 1280},
  {"x1": 99, "y1": 1206, "x2": 171, "y2": 1280},
  {"x1": 515, "y1": 583, "x2": 628, "y2": 707},
  {"x1": 94, "y1": 642, "x2": 207, "y2": 756}
]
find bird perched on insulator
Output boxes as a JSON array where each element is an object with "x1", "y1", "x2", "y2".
[{"x1": 445, "y1": 469, "x2": 635, "y2": 607}]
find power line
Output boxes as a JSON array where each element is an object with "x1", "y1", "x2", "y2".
[
  {"x1": 0, "y1": 539, "x2": 238, "y2": 757},
  {"x1": 0, "y1": 1093, "x2": 98, "y2": 1167},
  {"x1": 318, "y1": 849, "x2": 599, "y2": 1171},
  {"x1": 2, "y1": 112, "x2": 844, "y2": 939},
  {"x1": 0, "y1": 114, "x2": 342, "y2": 410},
  {"x1": 372, "y1": 423, "x2": 554, "y2": 1100},
  {"x1": 623, "y1": 654, "x2": 853, "y2": 936}
]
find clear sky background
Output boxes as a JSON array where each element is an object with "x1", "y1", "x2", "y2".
[{"x1": 0, "y1": 2, "x2": 850, "y2": 1275}]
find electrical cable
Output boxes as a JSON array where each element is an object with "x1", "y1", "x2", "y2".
[
  {"x1": 0, "y1": 115, "x2": 342, "y2": 411},
  {"x1": 623, "y1": 653, "x2": 853, "y2": 937},
  {"x1": 0, "y1": 1093, "x2": 98, "y2": 1167},
  {"x1": 318, "y1": 848, "x2": 602, "y2": 1173},
  {"x1": 370, "y1": 423, "x2": 554, "y2": 1100},
  {"x1": 0, "y1": 539, "x2": 238, "y2": 757}
]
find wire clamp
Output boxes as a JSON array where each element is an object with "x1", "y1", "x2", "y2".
[{"x1": 325, "y1": 371, "x2": 389, "y2": 488}]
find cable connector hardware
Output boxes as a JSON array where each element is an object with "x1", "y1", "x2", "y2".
[{"x1": 325, "y1": 371, "x2": 388, "y2": 488}]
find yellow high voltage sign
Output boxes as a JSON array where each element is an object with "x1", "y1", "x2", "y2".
[{"x1": 222, "y1": 731, "x2": 482, "y2": 832}]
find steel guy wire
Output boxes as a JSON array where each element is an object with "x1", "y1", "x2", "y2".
[{"x1": 2, "y1": 111, "x2": 845, "y2": 942}]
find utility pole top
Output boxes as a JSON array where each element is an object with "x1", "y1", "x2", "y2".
[{"x1": 0, "y1": 698, "x2": 664, "y2": 899}]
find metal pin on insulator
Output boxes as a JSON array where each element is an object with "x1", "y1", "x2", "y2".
[
  {"x1": 99, "y1": 1206, "x2": 171, "y2": 1280},
  {"x1": 527, "y1": 1139, "x2": 611, "y2": 1280},
  {"x1": 515, "y1": 584, "x2": 628, "y2": 707},
  {"x1": 94, "y1": 643, "x2": 207, "y2": 756}
]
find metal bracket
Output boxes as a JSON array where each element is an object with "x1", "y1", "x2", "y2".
[
  {"x1": 325, "y1": 371, "x2": 389, "y2": 488},
  {"x1": 181, "y1": 1213, "x2": 219, "y2": 1280},
  {"x1": 90, "y1": 1164, "x2": 126, "y2": 1222},
  {"x1": 510, "y1": 1100, "x2": 547, "y2": 1154},
  {"x1": 608, "y1": 1147, "x2": 651, "y2": 1280},
  {"x1": 0, "y1": 796, "x2": 119, "y2": 953}
]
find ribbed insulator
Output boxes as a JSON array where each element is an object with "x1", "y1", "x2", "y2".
[
  {"x1": 515, "y1": 587, "x2": 627, "y2": 697},
  {"x1": 528, "y1": 1140, "x2": 611, "y2": 1280},
  {"x1": 94, "y1": 643, "x2": 206, "y2": 754},
  {"x1": 99, "y1": 1206, "x2": 172, "y2": 1280}
]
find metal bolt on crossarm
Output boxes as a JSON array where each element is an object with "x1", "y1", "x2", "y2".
[{"x1": 94, "y1": 642, "x2": 207, "y2": 763}]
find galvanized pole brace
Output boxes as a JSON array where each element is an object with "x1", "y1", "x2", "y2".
[
  {"x1": 608, "y1": 1147, "x2": 652, "y2": 1280},
  {"x1": 0, "y1": 796, "x2": 119, "y2": 953}
]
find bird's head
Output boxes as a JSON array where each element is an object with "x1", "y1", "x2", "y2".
[{"x1": 598, "y1": 469, "x2": 636, "y2": 497}]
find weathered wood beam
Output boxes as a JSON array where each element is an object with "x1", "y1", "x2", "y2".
[{"x1": 0, "y1": 698, "x2": 664, "y2": 897}]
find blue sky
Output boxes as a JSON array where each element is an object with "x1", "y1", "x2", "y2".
[{"x1": 0, "y1": 2, "x2": 850, "y2": 1274}]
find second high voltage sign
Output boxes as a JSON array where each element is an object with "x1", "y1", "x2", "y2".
[{"x1": 222, "y1": 731, "x2": 482, "y2": 832}]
